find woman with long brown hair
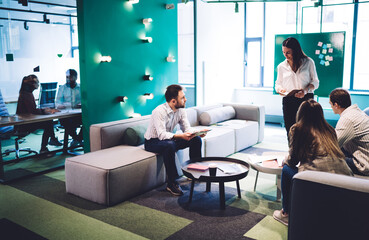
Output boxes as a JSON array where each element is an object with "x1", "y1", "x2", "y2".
[{"x1": 273, "y1": 99, "x2": 352, "y2": 226}]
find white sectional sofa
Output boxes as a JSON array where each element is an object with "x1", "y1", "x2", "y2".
[{"x1": 65, "y1": 103, "x2": 265, "y2": 206}]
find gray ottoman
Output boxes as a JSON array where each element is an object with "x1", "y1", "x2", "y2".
[{"x1": 65, "y1": 145, "x2": 166, "y2": 206}]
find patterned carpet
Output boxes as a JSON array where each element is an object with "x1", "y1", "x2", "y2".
[{"x1": 0, "y1": 123, "x2": 289, "y2": 240}]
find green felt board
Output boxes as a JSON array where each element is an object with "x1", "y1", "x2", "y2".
[{"x1": 273, "y1": 32, "x2": 345, "y2": 97}]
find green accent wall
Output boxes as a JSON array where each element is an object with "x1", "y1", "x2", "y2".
[
  {"x1": 273, "y1": 32, "x2": 345, "y2": 97},
  {"x1": 77, "y1": 0, "x2": 178, "y2": 152}
]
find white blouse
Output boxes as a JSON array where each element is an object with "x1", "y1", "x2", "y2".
[{"x1": 275, "y1": 57, "x2": 319, "y2": 94}]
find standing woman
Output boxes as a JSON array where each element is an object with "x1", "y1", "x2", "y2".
[{"x1": 275, "y1": 37, "x2": 319, "y2": 137}]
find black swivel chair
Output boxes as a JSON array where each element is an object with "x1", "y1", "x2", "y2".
[{"x1": 0, "y1": 90, "x2": 38, "y2": 160}]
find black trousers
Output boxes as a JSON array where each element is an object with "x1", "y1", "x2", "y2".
[{"x1": 282, "y1": 93, "x2": 314, "y2": 137}]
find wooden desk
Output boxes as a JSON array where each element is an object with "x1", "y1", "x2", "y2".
[{"x1": 0, "y1": 109, "x2": 82, "y2": 182}]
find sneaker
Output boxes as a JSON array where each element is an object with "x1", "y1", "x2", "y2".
[
  {"x1": 273, "y1": 209, "x2": 289, "y2": 226},
  {"x1": 48, "y1": 138, "x2": 63, "y2": 146},
  {"x1": 166, "y1": 182, "x2": 183, "y2": 196},
  {"x1": 70, "y1": 139, "x2": 83, "y2": 148}
]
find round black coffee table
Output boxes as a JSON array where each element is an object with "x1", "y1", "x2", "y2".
[{"x1": 182, "y1": 157, "x2": 250, "y2": 209}]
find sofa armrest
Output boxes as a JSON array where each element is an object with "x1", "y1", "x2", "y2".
[
  {"x1": 289, "y1": 170, "x2": 369, "y2": 240},
  {"x1": 223, "y1": 103, "x2": 265, "y2": 143}
]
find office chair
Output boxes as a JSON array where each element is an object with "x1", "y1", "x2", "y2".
[
  {"x1": 0, "y1": 90, "x2": 38, "y2": 160},
  {"x1": 38, "y1": 82, "x2": 58, "y2": 109}
]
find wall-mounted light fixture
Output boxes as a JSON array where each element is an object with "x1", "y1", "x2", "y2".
[
  {"x1": 142, "y1": 18, "x2": 152, "y2": 24},
  {"x1": 143, "y1": 75, "x2": 153, "y2": 81},
  {"x1": 165, "y1": 3, "x2": 175, "y2": 9},
  {"x1": 130, "y1": 113, "x2": 142, "y2": 118},
  {"x1": 166, "y1": 56, "x2": 176, "y2": 62},
  {"x1": 143, "y1": 93, "x2": 154, "y2": 99},
  {"x1": 100, "y1": 56, "x2": 112, "y2": 62},
  {"x1": 128, "y1": 0, "x2": 139, "y2": 4},
  {"x1": 117, "y1": 96, "x2": 128, "y2": 102},
  {"x1": 142, "y1": 37, "x2": 153, "y2": 43}
]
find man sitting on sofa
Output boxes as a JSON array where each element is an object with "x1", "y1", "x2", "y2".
[
  {"x1": 329, "y1": 88, "x2": 369, "y2": 176},
  {"x1": 144, "y1": 84, "x2": 206, "y2": 196}
]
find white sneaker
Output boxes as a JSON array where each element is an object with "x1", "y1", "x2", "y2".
[{"x1": 273, "y1": 209, "x2": 289, "y2": 226}]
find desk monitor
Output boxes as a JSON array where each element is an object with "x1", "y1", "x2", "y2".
[{"x1": 38, "y1": 82, "x2": 58, "y2": 109}]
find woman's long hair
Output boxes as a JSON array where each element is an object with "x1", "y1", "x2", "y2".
[
  {"x1": 283, "y1": 37, "x2": 307, "y2": 72},
  {"x1": 292, "y1": 99, "x2": 344, "y2": 161}
]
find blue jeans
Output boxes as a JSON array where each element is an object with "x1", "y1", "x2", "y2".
[
  {"x1": 145, "y1": 136, "x2": 202, "y2": 184},
  {"x1": 342, "y1": 147, "x2": 364, "y2": 176},
  {"x1": 281, "y1": 164, "x2": 298, "y2": 214}
]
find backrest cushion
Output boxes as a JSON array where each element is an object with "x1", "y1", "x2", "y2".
[
  {"x1": 199, "y1": 106, "x2": 236, "y2": 126},
  {"x1": 186, "y1": 108, "x2": 198, "y2": 126},
  {"x1": 123, "y1": 125, "x2": 148, "y2": 146}
]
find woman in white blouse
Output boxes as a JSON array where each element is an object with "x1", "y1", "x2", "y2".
[{"x1": 275, "y1": 37, "x2": 319, "y2": 137}]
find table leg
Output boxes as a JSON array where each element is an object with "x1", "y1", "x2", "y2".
[
  {"x1": 276, "y1": 174, "x2": 281, "y2": 201},
  {"x1": 63, "y1": 128, "x2": 69, "y2": 154},
  {"x1": 219, "y1": 182, "x2": 225, "y2": 209},
  {"x1": 188, "y1": 179, "x2": 195, "y2": 203},
  {"x1": 253, "y1": 170, "x2": 259, "y2": 192},
  {"x1": 236, "y1": 180, "x2": 241, "y2": 198},
  {"x1": 206, "y1": 181, "x2": 211, "y2": 192}
]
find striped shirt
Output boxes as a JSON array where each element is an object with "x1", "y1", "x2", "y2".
[
  {"x1": 336, "y1": 104, "x2": 369, "y2": 175},
  {"x1": 144, "y1": 102, "x2": 192, "y2": 140}
]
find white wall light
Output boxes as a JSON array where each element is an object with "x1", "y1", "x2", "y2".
[
  {"x1": 100, "y1": 56, "x2": 112, "y2": 62},
  {"x1": 142, "y1": 18, "x2": 152, "y2": 24},
  {"x1": 143, "y1": 93, "x2": 154, "y2": 99},
  {"x1": 166, "y1": 56, "x2": 176, "y2": 62},
  {"x1": 142, "y1": 37, "x2": 153, "y2": 43},
  {"x1": 128, "y1": 0, "x2": 139, "y2": 4},
  {"x1": 143, "y1": 75, "x2": 153, "y2": 81},
  {"x1": 165, "y1": 4, "x2": 174, "y2": 9}
]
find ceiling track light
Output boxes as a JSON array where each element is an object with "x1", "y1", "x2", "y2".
[{"x1": 143, "y1": 75, "x2": 153, "y2": 81}]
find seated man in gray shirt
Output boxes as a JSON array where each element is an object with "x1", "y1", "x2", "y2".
[
  {"x1": 144, "y1": 84, "x2": 206, "y2": 196},
  {"x1": 329, "y1": 88, "x2": 369, "y2": 176}
]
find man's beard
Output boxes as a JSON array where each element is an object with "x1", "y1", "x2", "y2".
[{"x1": 175, "y1": 102, "x2": 185, "y2": 109}]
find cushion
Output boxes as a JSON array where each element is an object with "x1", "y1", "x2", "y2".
[
  {"x1": 123, "y1": 125, "x2": 147, "y2": 146},
  {"x1": 199, "y1": 106, "x2": 236, "y2": 126}
]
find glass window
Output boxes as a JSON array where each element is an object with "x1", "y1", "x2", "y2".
[{"x1": 353, "y1": 1, "x2": 369, "y2": 90}]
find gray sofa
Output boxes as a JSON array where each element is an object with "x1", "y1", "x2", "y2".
[
  {"x1": 288, "y1": 171, "x2": 369, "y2": 240},
  {"x1": 65, "y1": 103, "x2": 265, "y2": 206}
]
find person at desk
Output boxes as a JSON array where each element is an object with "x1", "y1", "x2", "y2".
[
  {"x1": 16, "y1": 75, "x2": 62, "y2": 154},
  {"x1": 55, "y1": 69, "x2": 83, "y2": 148},
  {"x1": 275, "y1": 37, "x2": 319, "y2": 137},
  {"x1": 273, "y1": 99, "x2": 352, "y2": 226}
]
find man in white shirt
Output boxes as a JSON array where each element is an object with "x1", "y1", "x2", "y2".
[
  {"x1": 144, "y1": 84, "x2": 205, "y2": 196},
  {"x1": 56, "y1": 69, "x2": 83, "y2": 148},
  {"x1": 329, "y1": 88, "x2": 369, "y2": 176}
]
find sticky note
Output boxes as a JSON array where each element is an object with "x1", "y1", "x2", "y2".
[
  {"x1": 330, "y1": 56, "x2": 333, "y2": 61},
  {"x1": 325, "y1": 55, "x2": 330, "y2": 60},
  {"x1": 325, "y1": 61, "x2": 330, "y2": 66},
  {"x1": 318, "y1": 41, "x2": 323, "y2": 47},
  {"x1": 323, "y1": 44, "x2": 327, "y2": 49},
  {"x1": 320, "y1": 60, "x2": 325, "y2": 65},
  {"x1": 319, "y1": 54, "x2": 324, "y2": 59},
  {"x1": 328, "y1": 48, "x2": 333, "y2": 53},
  {"x1": 322, "y1": 49, "x2": 327, "y2": 54},
  {"x1": 315, "y1": 50, "x2": 320, "y2": 54},
  {"x1": 327, "y1": 43, "x2": 332, "y2": 48}
]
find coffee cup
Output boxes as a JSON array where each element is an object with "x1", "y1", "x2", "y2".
[{"x1": 209, "y1": 163, "x2": 217, "y2": 176}]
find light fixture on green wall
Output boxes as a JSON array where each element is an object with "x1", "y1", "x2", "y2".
[
  {"x1": 100, "y1": 56, "x2": 112, "y2": 62},
  {"x1": 142, "y1": 37, "x2": 153, "y2": 43},
  {"x1": 165, "y1": 4, "x2": 175, "y2": 10},
  {"x1": 143, "y1": 75, "x2": 153, "y2": 81},
  {"x1": 128, "y1": 0, "x2": 139, "y2": 4},
  {"x1": 117, "y1": 96, "x2": 128, "y2": 102},
  {"x1": 143, "y1": 93, "x2": 154, "y2": 99},
  {"x1": 130, "y1": 113, "x2": 142, "y2": 118},
  {"x1": 166, "y1": 56, "x2": 176, "y2": 62},
  {"x1": 142, "y1": 18, "x2": 153, "y2": 25}
]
